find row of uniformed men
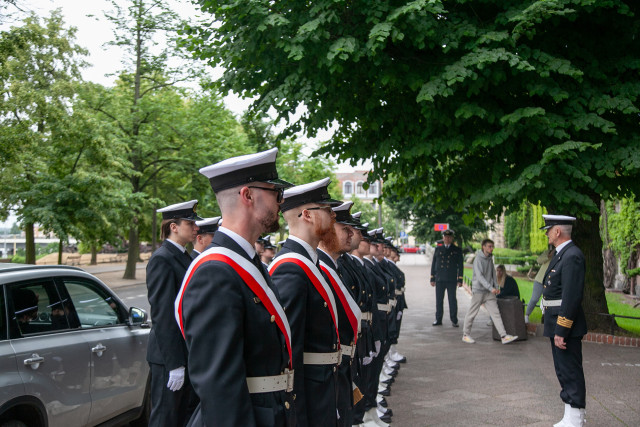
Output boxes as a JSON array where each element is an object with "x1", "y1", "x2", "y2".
[{"x1": 145, "y1": 147, "x2": 408, "y2": 427}]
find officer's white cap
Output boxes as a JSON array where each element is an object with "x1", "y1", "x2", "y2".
[
  {"x1": 281, "y1": 177, "x2": 342, "y2": 212},
  {"x1": 157, "y1": 200, "x2": 202, "y2": 221},
  {"x1": 540, "y1": 214, "x2": 576, "y2": 230}
]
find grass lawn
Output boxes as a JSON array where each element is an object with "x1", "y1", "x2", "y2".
[{"x1": 462, "y1": 267, "x2": 640, "y2": 336}]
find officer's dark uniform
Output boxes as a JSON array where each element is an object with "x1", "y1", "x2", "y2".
[
  {"x1": 430, "y1": 242, "x2": 464, "y2": 325},
  {"x1": 543, "y1": 241, "x2": 587, "y2": 409},
  {"x1": 317, "y1": 249, "x2": 358, "y2": 427},
  {"x1": 179, "y1": 231, "x2": 295, "y2": 426},
  {"x1": 271, "y1": 238, "x2": 340, "y2": 427},
  {"x1": 147, "y1": 238, "x2": 197, "y2": 427}
]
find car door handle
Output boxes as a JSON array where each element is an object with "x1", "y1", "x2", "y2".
[
  {"x1": 92, "y1": 344, "x2": 107, "y2": 357},
  {"x1": 24, "y1": 353, "x2": 44, "y2": 369}
]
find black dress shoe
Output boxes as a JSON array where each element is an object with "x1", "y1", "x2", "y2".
[
  {"x1": 452, "y1": 322, "x2": 459, "y2": 327},
  {"x1": 395, "y1": 356, "x2": 407, "y2": 363},
  {"x1": 378, "y1": 398, "x2": 388, "y2": 408},
  {"x1": 381, "y1": 378, "x2": 394, "y2": 385},
  {"x1": 432, "y1": 321, "x2": 442, "y2": 326},
  {"x1": 379, "y1": 413, "x2": 392, "y2": 423},
  {"x1": 381, "y1": 408, "x2": 394, "y2": 417},
  {"x1": 379, "y1": 387, "x2": 391, "y2": 396}
]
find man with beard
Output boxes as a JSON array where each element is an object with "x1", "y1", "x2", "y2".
[
  {"x1": 317, "y1": 202, "x2": 363, "y2": 426},
  {"x1": 339, "y1": 216, "x2": 380, "y2": 426},
  {"x1": 175, "y1": 148, "x2": 296, "y2": 427},
  {"x1": 269, "y1": 178, "x2": 342, "y2": 427}
]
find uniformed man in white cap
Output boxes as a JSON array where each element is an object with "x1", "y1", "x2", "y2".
[
  {"x1": 317, "y1": 201, "x2": 363, "y2": 426},
  {"x1": 147, "y1": 200, "x2": 201, "y2": 427},
  {"x1": 540, "y1": 214, "x2": 587, "y2": 427},
  {"x1": 175, "y1": 148, "x2": 296, "y2": 427},
  {"x1": 260, "y1": 236, "x2": 277, "y2": 267},
  {"x1": 268, "y1": 178, "x2": 342, "y2": 427},
  {"x1": 430, "y1": 229, "x2": 464, "y2": 327},
  {"x1": 191, "y1": 216, "x2": 220, "y2": 259}
]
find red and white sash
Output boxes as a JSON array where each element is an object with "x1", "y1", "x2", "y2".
[
  {"x1": 175, "y1": 247, "x2": 292, "y2": 369},
  {"x1": 268, "y1": 253, "x2": 340, "y2": 344},
  {"x1": 320, "y1": 260, "x2": 362, "y2": 343}
]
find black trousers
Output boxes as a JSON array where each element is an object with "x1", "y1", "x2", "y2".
[
  {"x1": 550, "y1": 337, "x2": 586, "y2": 409},
  {"x1": 149, "y1": 363, "x2": 198, "y2": 427},
  {"x1": 435, "y1": 280, "x2": 458, "y2": 323}
]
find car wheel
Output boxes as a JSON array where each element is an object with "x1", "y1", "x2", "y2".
[{"x1": 0, "y1": 421, "x2": 28, "y2": 427}]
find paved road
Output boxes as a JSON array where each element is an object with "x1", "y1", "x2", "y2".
[{"x1": 81, "y1": 254, "x2": 639, "y2": 426}]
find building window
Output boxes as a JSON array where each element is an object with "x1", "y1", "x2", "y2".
[
  {"x1": 356, "y1": 181, "x2": 365, "y2": 196},
  {"x1": 368, "y1": 181, "x2": 379, "y2": 196},
  {"x1": 343, "y1": 181, "x2": 353, "y2": 195}
]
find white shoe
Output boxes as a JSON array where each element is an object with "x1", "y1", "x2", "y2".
[
  {"x1": 363, "y1": 408, "x2": 389, "y2": 427},
  {"x1": 554, "y1": 403, "x2": 571, "y2": 427},
  {"x1": 486, "y1": 319, "x2": 493, "y2": 326},
  {"x1": 462, "y1": 334, "x2": 475, "y2": 344},
  {"x1": 501, "y1": 334, "x2": 518, "y2": 344}
]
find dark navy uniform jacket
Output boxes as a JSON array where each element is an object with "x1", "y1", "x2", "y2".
[
  {"x1": 271, "y1": 238, "x2": 339, "y2": 427},
  {"x1": 430, "y1": 244, "x2": 464, "y2": 283},
  {"x1": 180, "y1": 231, "x2": 294, "y2": 427},
  {"x1": 542, "y1": 241, "x2": 588, "y2": 338},
  {"x1": 146, "y1": 239, "x2": 191, "y2": 370}
]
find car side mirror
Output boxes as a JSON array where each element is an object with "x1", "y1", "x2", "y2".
[{"x1": 128, "y1": 307, "x2": 150, "y2": 328}]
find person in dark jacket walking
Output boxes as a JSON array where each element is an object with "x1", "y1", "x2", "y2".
[{"x1": 147, "y1": 200, "x2": 201, "y2": 427}]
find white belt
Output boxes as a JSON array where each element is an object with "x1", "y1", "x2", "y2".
[
  {"x1": 341, "y1": 345, "x2": 356, "y2": 358},
  {"x1": 304, "y1": 351, "x2": 341, "y2": 365},
  {"x1": 542, "y1": 298, "x2": 562, "y2": 308},
  {"x1": 361, "y1": 312, "x2": 372, "y2": 321},
  {"x1": 389, "y1": 299, "x2": 397, "y2": 307},
  {"x1": 394, "y1": 289, "x2": 403, "y2": 296},
  {"x1": 246, "y1": 369, "x2": 294, "y2": 393},
  {"x1": 377, "y1": 303, "x2": 391, "y2": 313}
]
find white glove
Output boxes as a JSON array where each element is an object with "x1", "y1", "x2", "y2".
[
  {"x1": 396, "y1": 310, "x2": 403, "y2": 320},
  {"x1": 374, "y1": 340, "x2": 381, "y2": 355},
  {"x1": 167, "y1": 366, "x2": 185, "y2": 391},
  {"x1": 362, "y1": 355, "x2": 373, "y2": 365}
]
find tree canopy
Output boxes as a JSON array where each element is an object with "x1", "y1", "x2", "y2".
[{"x1": 185, "y1": 0, "x2": 640, "y2": 330}]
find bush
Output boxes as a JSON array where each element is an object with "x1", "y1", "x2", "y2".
[
  {"x1": 516, "y1": 265, "x2": 533, "y2": 274},
  {"x1": 11, "y1": 255, "x2": 26, "y2": 263}
]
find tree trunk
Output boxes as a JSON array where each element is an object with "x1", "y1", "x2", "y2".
[
  {"x1": 574, "y1": 209, "x2": 613, "y2": 332},
  {"x1": 90, "y1": 243, "x2": 97, "y2": 265},
  {"x1": 600, "y1": 200, "x2": 617, "y2": 289},
  {"x1": 123, "y1": 224, "x2": 139, "y2": 280},
  {"x1": 58, "y1": 239, "x2": 63, "y2": 265},
  {"x1": 25, "y1": 222, "x2": 36, "y2": 264},
  {"x1": 151, "y1": 205, "x2": 158, "y2": 252}
]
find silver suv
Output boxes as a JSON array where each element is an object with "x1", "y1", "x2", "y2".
[{"x1": 0, "y1": 264, "x2": 150, "y2": 427}]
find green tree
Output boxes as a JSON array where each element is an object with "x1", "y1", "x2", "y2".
[
  {"x1": 0, "y1": 11, "x2": 87, "y2": 264},
  {"x1": 186, "y1": 0, "x2": 640, "y2": 331}
]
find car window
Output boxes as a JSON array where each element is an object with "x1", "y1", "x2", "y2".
[
  {"x1": 8, "y1": 280, "x2": 73, "y2": 338},
  {"x1": 61, "y1": 279, "x2": 124, "y2": 328}
]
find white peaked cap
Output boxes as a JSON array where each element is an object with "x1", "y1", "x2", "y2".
[
  {"x1": 199, "y1": 147, "x2": 293, "y2": 192},
  {"x1": 281, "y1": 177, "x2": 342, "y2": 212},
  {"x1": 352, "y1": 211, "x2": 362, "y2": 219},
  {"x1": 158, "y1": 200, "x2": 198, "y2": 213},
  {"x1": 540, "y1": 214, "x2": 577, "y2": 230},
  {"x1": 157, "y1": 200, "x2": 202, "y2": 221},
  {"x1": 332, "y1": 201, "x2": 353, "y2": 212},
  {"x1": 196, "y1": 217, "x2": 221, "y2": 227}
]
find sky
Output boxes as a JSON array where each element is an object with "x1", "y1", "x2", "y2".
[{"x1": 1, "y1": 0, "x2": 369, "y2": 228}]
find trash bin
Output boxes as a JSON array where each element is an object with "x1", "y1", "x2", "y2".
[{"x1": 492, "y1": 296, "x2": 527, "y2": 341}]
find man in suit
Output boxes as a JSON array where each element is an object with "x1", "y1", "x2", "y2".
[
  {"x1": 317, "y1": 201, "x2": 363, "y2": 426},
  {"x1": 540, "y1": 215, "x2": 587, "y2": 427},
  {"x1": 269, "y1": 178, "x2": 342, "y2": 427},
  {"x1": 260, "y1": 236, "x2": 277, "y2": 267},
  {"x1": 430, "y1": 229, "x2": 464, "y2": 327},
  {"x1": 191, "y1": 216, "x2": 220, "y2": 259},
  {"x1": 147, "y1": 200, "x2": 201, "y2": 427},
  {"x1": 176, "y1": 148, "x2": 296, "y2": 427}
]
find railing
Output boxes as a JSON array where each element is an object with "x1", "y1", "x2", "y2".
[{"x1": 590, "y1": 312, "x2": 640, "y2": 336}]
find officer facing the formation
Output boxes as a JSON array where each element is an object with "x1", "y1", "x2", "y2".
[
  {"x1": 191, "y1": 216, "x2": 220, "y2": 259},
  {"x1": 540, "y1": 215, "x2": 587, "y2": 427},
  {"x1": 147, "y1": 200, "x2": 201, "y2": 427},
  {"x1": 268, "y1": 178, "x2": 342, "y2": 427},
  {"x1": 317, "y1": 201, "x2": 363, "y2": 426},
  {"x1": 430, "y1": 229, "x2": 464, "y2": 327},
  {"x1": 175, "y1": 148, "x2": 296, "y2": 426}
]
